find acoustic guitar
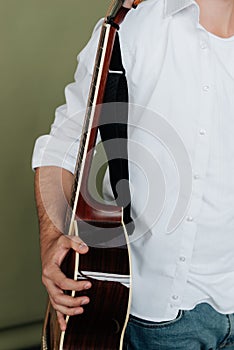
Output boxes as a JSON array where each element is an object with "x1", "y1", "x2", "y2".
[{"x1": 41, "y1": 1, "x2": 144, "y2": 349}]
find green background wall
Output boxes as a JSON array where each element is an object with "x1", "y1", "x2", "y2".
[{"x1": 0, "y1": 1, "x2": 109, "y2": 348}]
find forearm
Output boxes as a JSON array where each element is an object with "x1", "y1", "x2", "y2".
[{"x1": 34, "y1": 166, "x2": 74, "y2": 255}]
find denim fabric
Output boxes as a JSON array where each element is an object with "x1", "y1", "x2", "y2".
[{"x1": 123, "y1": 303, "x2": 234, "y2": 350}]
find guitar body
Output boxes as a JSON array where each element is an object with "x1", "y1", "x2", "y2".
[{"x1": 42, "y1": 221, "x2": 131, "y2": 350}]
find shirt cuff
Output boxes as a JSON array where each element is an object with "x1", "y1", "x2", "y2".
[{"x1": 31, "y1": 134, "x2": 79, "y2": 174}]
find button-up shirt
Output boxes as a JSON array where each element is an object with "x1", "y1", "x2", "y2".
[{"x1": 32, "y1": 0, "x2": 234, "y2": 321}]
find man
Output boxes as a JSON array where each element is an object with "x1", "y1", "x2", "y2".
[{"x1": 32, "y1": 0, "x2": 234, "y2": 348}]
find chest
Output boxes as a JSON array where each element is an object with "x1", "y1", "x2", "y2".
[{"x1": 126, "y1": 15, "x2": 234, "y2": 162}]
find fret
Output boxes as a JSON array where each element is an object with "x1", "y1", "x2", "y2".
[
  {"x1": 85, "y1": 25, "x2": 108, "y2": 110},
  {"x1": 88, "y1": 84, "x2": 96, "y2": 107},
  {"x1": 97, "y1": 51, "x2": 104, "y2": 70}
]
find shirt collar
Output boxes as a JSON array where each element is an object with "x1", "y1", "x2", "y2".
[{"x1": 164, "y1": 0, "x2": 196, "y2": 17}]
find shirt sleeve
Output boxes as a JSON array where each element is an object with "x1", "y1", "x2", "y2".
[{"x1": 31, "y1": 19, "x2": 104, "y2": 174}]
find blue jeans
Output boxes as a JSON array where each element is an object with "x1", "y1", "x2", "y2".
[{"x1": 123, "y1": 303, "x2": 234, "y2": 349}]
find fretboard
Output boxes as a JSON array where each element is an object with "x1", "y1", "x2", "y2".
[{"x1": 69, "y1": 22, "x2": 111, "y2": 217}]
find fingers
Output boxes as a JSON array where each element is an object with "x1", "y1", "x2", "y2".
[
  {"x1": 43, "y1": 264, "x2": 92, "y2": 331},
  {"x1": 65, "y1": 235, "x2": 89, "y2": 254},
  {"x1": 49, "y1": 283, "x2": 88, "y2": 316},
  {"x1": 47, "y1": 271, "x2": 91, "y2": 307},
  {"x1": 52, "y1": 289, "x2": 90, "y2": 309},
  {"x1": 55, "y1": 234, "x2": 89, "y2": 258},
  {"x1": 57, "y1": 311, "x2": 67, "y2": 332},
  {"x1": 43, "y1": 264, "x2": 91, "y2": 292},
  {"x1": 42, "y1": 234, "x2": 89, "y2": 272},
  {"x1": 123, "y1": 0, "x2": 135, "y2": 9},
  {"x1": 47, "y1": 276, "x2": 91, "y2": 331},
  {"x1": 41, "y1": 233, "x2": 91, "y2": 331}
]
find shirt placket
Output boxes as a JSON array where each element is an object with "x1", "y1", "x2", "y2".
[{"x1": 166, "y1": 27, "x2": 214, "y2": 315}]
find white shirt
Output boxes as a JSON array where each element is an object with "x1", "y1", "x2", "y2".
[{"x1": 32, "y1": 0, "x2": 234, "y2": 321}]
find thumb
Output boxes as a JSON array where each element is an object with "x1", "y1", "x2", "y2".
[{"x1": 65, "y1": 235, "x2": 89, "y2": 254}]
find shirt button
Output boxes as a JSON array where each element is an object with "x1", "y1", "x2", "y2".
[
  {"x1": 203, "y1": 85, "x2": 210, "y2": 92},
  {"x1": 193, "y1": 173, "x2": 200, "y2": 180},
  {"x1": 172, "y1": 295, "x2": 179, "y2": 300},
  {"x1": 179, "y1": 256, "x2": 186, "y2": 262},
  {"x1": 199, "y1": 129, "x2": 206, "y2": 135},
  {"x1": 200, "y1": 41, "x2": 208, "y2": 49},
  {"x1": 186, "y1": 215, "x2": 194, "y2": 222}
]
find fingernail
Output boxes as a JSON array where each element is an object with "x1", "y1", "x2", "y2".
[
  {"x1": 81, "y1": 298, "x2": 89, "y2": 306},
  {"x1": 75, "y1": 308, "x2": 83, "y2": 314},
  {"x1": 79, "y1": 242, "x2": 88, "y2": 251},
  {"x1": 84, "y1": 282, "x2": 91, "y2": 289}
]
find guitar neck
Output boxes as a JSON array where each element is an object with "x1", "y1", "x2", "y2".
[
  {"x1": 70, "y1": 23, "x2": 112, "y2": 210},
  {"x1": 67, "y1": 1, "x2": 138, "y2": 235}
]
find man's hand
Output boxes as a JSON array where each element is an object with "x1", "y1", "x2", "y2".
[
  {"x1": 34, "y1": 166, "x2": 91, "y2": 331},
  {"x1": 123, "y1": 0, "x2": 135, "y2": 9},
  {"x1": 41, "y1": 230, "x2": 92, "y2": 331}
]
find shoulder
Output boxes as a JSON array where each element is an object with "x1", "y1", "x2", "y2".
[
  {"x1": 118, "y1": 0, "x2": 169, "y2": 67},
  {"x1": 120, "y1": 0, "x2": 165, "y2": 37},
  {"x1": 119, "y1": 0, "x2": 168, "y2": 52}
]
